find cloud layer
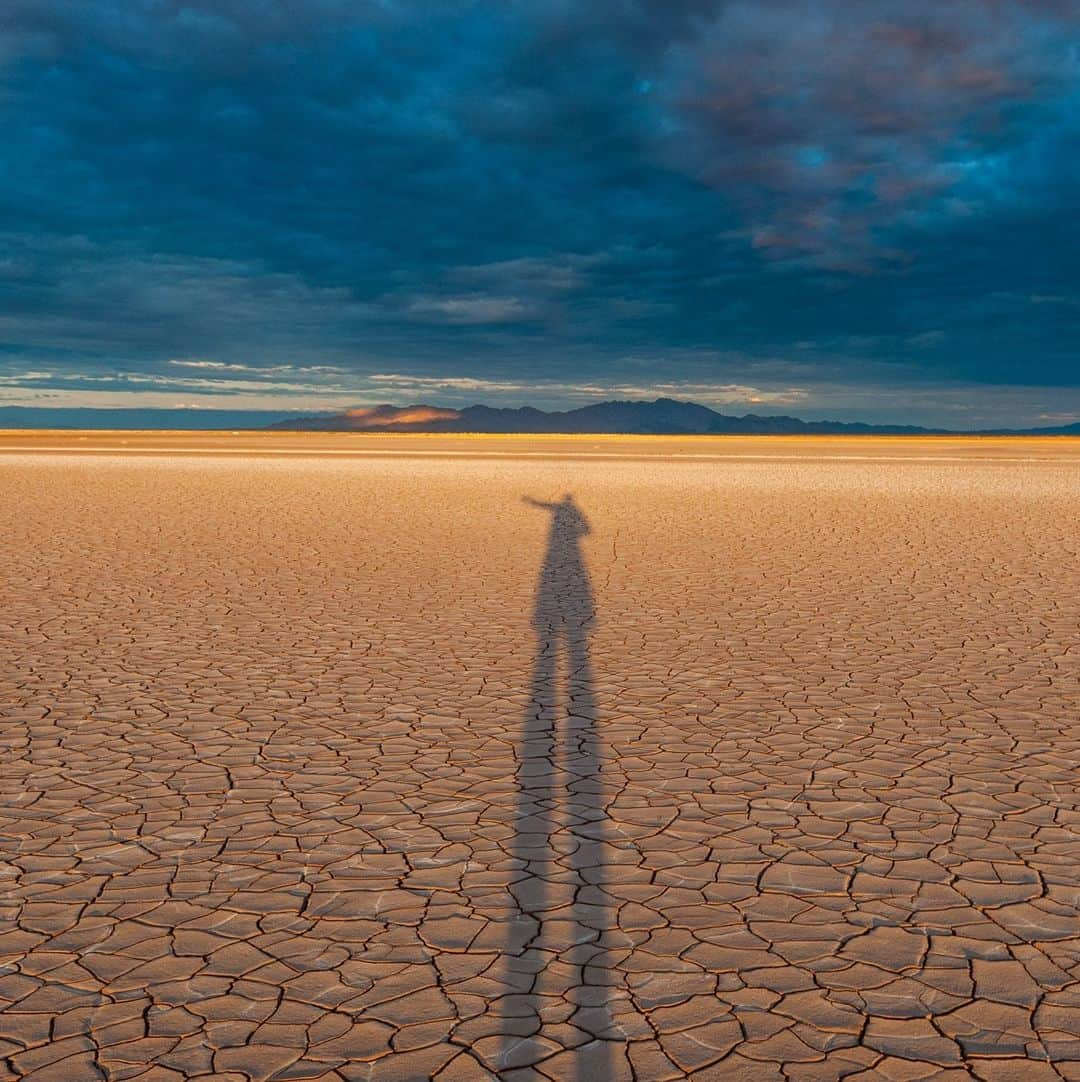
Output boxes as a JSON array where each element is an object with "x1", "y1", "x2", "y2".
[{"x1": 1, "y1": 0, "x2": 1079, "y2": 425}]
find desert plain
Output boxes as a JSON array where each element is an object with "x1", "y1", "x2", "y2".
[{"x1": 1, "y1": 432, "x2": 1079, "y2": 1082}]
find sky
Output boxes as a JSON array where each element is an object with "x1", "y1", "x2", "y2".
[{"x1": 1, "y1": 0, "x2": 1079, "y2": 427}]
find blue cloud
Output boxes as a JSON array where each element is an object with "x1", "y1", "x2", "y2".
[{"x1": 0, "y1": 0, "x2": 1078, "y2": 425}]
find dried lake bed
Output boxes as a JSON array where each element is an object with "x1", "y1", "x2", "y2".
[{"x1": 2, "y1": 433, "x2": 1079, "y2": 1080}]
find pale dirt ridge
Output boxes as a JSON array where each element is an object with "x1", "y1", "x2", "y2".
[{"x1": 2, "y1": 435, "x2": 1079, "y2": 1081}]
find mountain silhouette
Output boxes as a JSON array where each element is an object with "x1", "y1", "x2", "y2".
[
  {"x1": 0, "y1": 399, "x2": 1075, "y2": 433},
  {"x1": 268, "y1": 397, "x2": 949, "y2": 435}
]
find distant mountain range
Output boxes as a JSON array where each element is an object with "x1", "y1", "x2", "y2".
[
  {"x1": 269, "y1": 398, "x2": 1080, "y2": 436},
  {"x1": 1, "y1": 399, "x2": 1076, "y2": 434}
]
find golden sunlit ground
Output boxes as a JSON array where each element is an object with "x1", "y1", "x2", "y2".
[{"x1": 2, "y1": 433, "x2": 1079, "y2": 1081}]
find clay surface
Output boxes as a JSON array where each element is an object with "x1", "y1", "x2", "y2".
[{"x1": 2, "y1": 434, "x2": 1079, "y2": 1080}]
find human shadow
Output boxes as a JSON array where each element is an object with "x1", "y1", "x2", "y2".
[{"x1": 497, "y1": 494, "x2": 618, "y2": 1079}]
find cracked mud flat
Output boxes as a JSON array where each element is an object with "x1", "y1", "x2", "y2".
[{"x1": 2, "y1": 433, "x2": 1079, "y2": 1082}]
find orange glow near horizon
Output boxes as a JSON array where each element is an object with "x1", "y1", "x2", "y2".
[{"x1": 342, "y1": 406, "x2": 463, "y2": 427}]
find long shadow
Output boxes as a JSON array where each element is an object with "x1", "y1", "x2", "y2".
[{"x1": 498, "y1": 494, "x2": 617, "y2": 1079}]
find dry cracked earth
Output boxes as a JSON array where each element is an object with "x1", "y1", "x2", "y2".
[{"x1": 2, "y1": 433, "x2": 1080, "y2": 1082}]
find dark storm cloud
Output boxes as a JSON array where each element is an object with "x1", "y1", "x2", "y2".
[{"x1": 0, "y1": 0, "x2": 1078, "y2": 424}]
